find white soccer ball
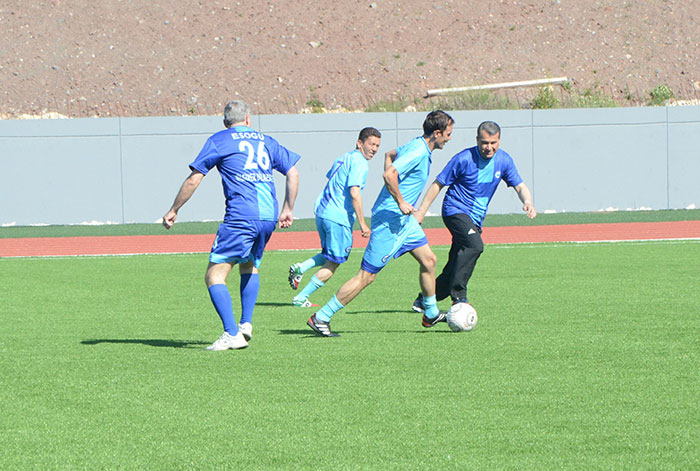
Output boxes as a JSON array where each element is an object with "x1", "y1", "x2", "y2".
[{"x1": 446, "y1": 302, "x2": 478, "y2": 332}]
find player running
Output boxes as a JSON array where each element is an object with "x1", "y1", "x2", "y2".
[
  {"x1": 162, "y1": 100, "x2": 300, "y2": 351},
  {"x1": 412, "y1": 120, "x2": 536, "y2": 311},
  {"x1": 288, "y1": 127, "x2": 381, "y2": 307},
  {"x1": 306, "y1": 111, "x2": 454, "y2": 337}
]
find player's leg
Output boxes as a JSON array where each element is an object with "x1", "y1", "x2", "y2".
[
  {"x1": 293, "y1": 260, "x2": 339, "y2": 307},
  {"x1": 205, "y1": 261, "x2": 248, "y2": 350},
  {"x1": 237, "y1": 220, "x2": 276, "y2": 340},
  {"x1": 435, "y1": 241, "x2": 460, "y2": 301},
  {"x1": 307, "y1": 216, "x2": 392, "y2": 337},
  {"x1": 205, "y1": 261, "x2": 238, "y2": 334},
  {"x1": 442, "y1": 214, "x2": 483, "y2": 303},
  {"x1": 409, "y1": 244, "x2": 445, "y2": 327},
  {"x1": 308, "y1": 268, "x2": 376, "y2": 337},
  {"x1": 238, "y1": 261, "x2": 258, "y2": 341},
  {"x1": 294, "y1": 219, "x2": 351, "y2": 306},
  {"x1": 289, "y1": 216, "x2": 331, "y2": 289},
  {"x1": 288, "y1": 253, "x2": 325, "y2": 290}
]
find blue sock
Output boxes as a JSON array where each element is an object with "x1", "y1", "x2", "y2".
[
  {"x1": 295, "y1": 274, "x2": 325, "y2": 302},
  {"x1": 300, "y1": 253, "x2": 326, "y2": 273},
  {"x1": 239, "y1": 273, "x2": 259, "y2": 325},
  {"x1": 316, "y1": 295, "x2": 344, "y2": 322},
  {"x1": 208, "y1": 284, "x2": 238, "y2": 335},
  {"x1": 423, "y1": 294, "x2": 439, "y2": 318}
]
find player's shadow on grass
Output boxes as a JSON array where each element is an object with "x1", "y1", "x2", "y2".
[
  {"x1": 81, "y1": 339, "x2": 209, "y2": 349},
  {"x1": 344, "y1": 309, "x2": 413, "y2": 315},
  {"x1": 256, "y1": 302, "x2": 294, "y2": 307},
  {"x1": 278, "y1": 329, "x2": 319, "y2": 337}
]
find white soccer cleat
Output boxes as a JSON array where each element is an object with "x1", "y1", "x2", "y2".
[
  {"x1": 206, "y1": 331, "x2": 249, "y2": 351},
  {"x1": 288, "y1": 263, "x2": 304, "y2": 290},
  {"x1": 292, "y1": 298, "x2": 319, "y2": 308},
  {"x1": 238, "y1": 322, "x2": 253, "y2": 341}
]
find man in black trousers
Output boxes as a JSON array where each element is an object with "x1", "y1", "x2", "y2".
[{"x1": 412, "y1": 121, "x2": 537, "y2": 309}]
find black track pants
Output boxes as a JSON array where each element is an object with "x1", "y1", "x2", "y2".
[{"x1": 435, "y1": 213, "x2": 484, "y2": 302}]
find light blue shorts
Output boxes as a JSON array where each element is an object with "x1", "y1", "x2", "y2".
[
  {"x1": 360, "y1": 210, "x2": 428, "y2": 274},
  {"x1": 316, "y1": 216, "x2": 353, "y2": 264},
  {"x1": 209, "y1": 220, "x2": 277, "y2": 267}
]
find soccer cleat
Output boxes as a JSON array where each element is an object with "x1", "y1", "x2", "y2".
[
  {"x1": 292, "y1": 298, "x2": 319, "y2": 308},
  {"x1": 206, "y1": 331, "x2": 249, "y2": 351},
  {"x1": 288, "y1": 263, "x2": 303, "y2": 290},
  {"x1": 412, "y1": 293, "x2": 426, "y2": 313},
  {"x1": 238, "y1": 322, "x2": 252, "y2": 341},
  {"x1": 421, "y1": 311, "x2": 448, "y2": 328},
  {"x1": 307, "y1": 313, "x2": 340, "y2": 337}
]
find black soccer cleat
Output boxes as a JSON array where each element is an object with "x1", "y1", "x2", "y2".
[
  {"x1": 307, "y1": 313, "x2": 340, "y2": 337},
  {"x1": 412, "y1": 293, "x2": 426, "y2": 313},
  {"x1": 421, "y1": 311, "x2": 447, "y2": 328}
]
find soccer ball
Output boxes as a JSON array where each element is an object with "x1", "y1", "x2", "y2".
[{"x1": 446, "y1": 302, "x2": 478, "y2": 332}]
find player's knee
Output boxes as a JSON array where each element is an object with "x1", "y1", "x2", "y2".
[
  {"x1": 423, "y1": 251, "x2": 438, "y2": 271},
  {"x1": 360, "y1": 270, "x2": 377, "y2": 286}
]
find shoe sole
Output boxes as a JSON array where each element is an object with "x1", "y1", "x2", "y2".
[
  {"x1": 207, "y1": 343, "x2": 248, "y2": 351},
  {"x1": 306, "y1": 318, "x2": 340, "y2": 337},
  {"x1": 421, "y1": 314, "x2": 447, "y2": 328},
  {"x1": 288, "y1": 266, "x2": 301, "y2": 290},
  {"x1": 411, "y1": 305, "x2": 425, "y2": 313}
]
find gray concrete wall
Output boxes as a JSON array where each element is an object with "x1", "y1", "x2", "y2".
[{"x1": 1, "y1": 107, "x2": 698, "y2": 226}]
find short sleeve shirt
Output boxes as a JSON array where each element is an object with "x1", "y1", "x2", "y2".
[
  {"x1": 314, "y1": 149, "x2": 370, "y2": 227},
  {"x1": 437, "y1": 146, "x2": 523, "y2": 227},
  {"x1": 372, "y1": 137, "x2": 432, "y2": 216},
  {"x1": 189, "y1": 126, "x2": 301, "y2": 222}
]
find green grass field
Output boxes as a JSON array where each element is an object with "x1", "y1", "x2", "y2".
[{"x1": 1, "y1": 240, "x2": 698, "y2": 469}]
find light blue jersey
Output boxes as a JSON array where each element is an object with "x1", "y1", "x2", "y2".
[
  {"x1": 371, "y1": 137, "x2": 431, "y2": 216},
  {"x1": 189, "y1": 125, "x2": 300, "y2": 223},
  {"x1": 361, "y1": 136, "x2": 432, "y2": 273},
  {"x1": 437, "y1": 146, "x2": 522, "y2": 227},
  {"x1": 314, "y1": 150, "x2": 369, "y2": 227}
]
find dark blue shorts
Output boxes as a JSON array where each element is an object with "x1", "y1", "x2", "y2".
[{"x1": 209, "y1": 220, "x2": 276, "y2": 267}]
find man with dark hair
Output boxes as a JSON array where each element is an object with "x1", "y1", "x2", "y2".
[
  {"x1": 307, "y1": 111, "x2": 454, "y2": 337},
  {"x1": 162, "y1": 100, "x2": 301, "y2": 351},
  {"x1": 288, "y1": 127, "x2": 382, "y2": 307},
  {"x1": 413, "y1": 120, "x2": 536, "y2": 311}
]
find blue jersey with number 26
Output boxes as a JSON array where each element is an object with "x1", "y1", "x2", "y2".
[{"x1": 189, "y1": 125, "x2": 301, "y2": 223}]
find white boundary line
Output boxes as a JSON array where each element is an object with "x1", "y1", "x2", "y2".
[{"x1": 1, "y1": 237, "x2": 698, "y2": 259}]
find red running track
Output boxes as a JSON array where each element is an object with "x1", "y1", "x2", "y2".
[{"x1": 1, "y1": 221, "x2": 698, "y2": 258}]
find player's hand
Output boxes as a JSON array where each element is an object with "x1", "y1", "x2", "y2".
[
  {"x1": 398, "y1": 201, "x2": 415, "y2": 215},
  {"x1": 278, "y1": 209, "x2": 293, "y2": 228},
  {"x1": 360, "y1": 223, "x2": 371, "y2": 238},
  {"x1": 413, "y1": 209, "x2": 426, "y2": 224},
  {"x1": 523, "y1": 202, "x2": 537, "y2": 219},
  {"x1": 162, "y1": 210, "x2": 177, "y2": 229}
]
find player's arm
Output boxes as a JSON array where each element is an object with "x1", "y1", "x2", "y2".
[
  {"x1": 384, "y1": 149, "x2": 397, "y2": 171},
  {"x1": 513, "y1": 182, "x2": 537, "y2": 219},
  {"x1": 349, "y1": 186, "x2": 371, "y2": 238},
  {"x1": 278, "y1": 165, "x2": 299, "y2": 228},
  {"x1": 162, "y1": 170, "x2": 204, "y2": 229},
  {"x1": 383, "y1": 165, "x2": 413, "y2": 215},
  {"x1": 414, "y1": 179, "x2": 445, "y2": 224}
]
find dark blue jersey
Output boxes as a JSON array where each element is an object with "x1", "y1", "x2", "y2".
[
  {"x1": 189, "y1": 126, "x2": 300, "y2": 223},
  {"x1": 437, "y1": 146, "x2": 523, "y2": 227}
]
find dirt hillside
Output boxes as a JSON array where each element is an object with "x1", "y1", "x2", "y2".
[{"x1": 1, "y1": 0, "x2": 699, "y2": 117}]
